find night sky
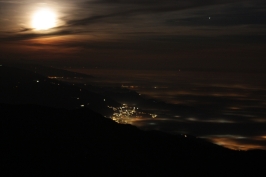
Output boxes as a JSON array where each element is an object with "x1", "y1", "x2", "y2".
[{"x1": 0, "y1": 0, "x2": 265, "y2": 71}]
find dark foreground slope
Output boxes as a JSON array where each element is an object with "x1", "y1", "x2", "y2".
[{"x1": 1, "y1": 104, "x2": 266, "y2": 176}]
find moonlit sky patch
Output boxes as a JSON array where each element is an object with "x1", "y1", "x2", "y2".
[{"x1": 0, "y1": 0, "x2": 265, "y2": 71}]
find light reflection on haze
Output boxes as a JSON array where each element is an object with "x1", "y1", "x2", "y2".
[
  {"x1": 62, "y1": 68, "x2": 266, "y2": 150},
  {"x1": 207, "y1": 136, "x2": 266, "y2": 151}
]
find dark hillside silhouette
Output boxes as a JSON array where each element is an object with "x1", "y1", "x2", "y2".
[
  {"x1": 1, "y1": 104, "x2": 266, "y2": 176},
  {"x1": 0, "y1": 66, "x2": 119, "y2": 116},
  {"x1": 8, "y1": 63, "x2": 93, "y2": 79}
]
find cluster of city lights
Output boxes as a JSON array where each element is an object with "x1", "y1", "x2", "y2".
[{"x1": 108, "y1": 104, "x2": 157, "y2": 124}]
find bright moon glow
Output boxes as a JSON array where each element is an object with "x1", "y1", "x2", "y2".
[{"x1": 32, "y1": 8, "x2": 56, "y2": 30}]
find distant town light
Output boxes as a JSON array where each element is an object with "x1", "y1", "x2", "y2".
[
  {"x1": 151, "y1": 114, "x2": 157, "y2": 118},
  {"x1": 80, "y1": 105, "x2": 85, "y2": 107},
  {"x1": 36, "y1": 80, "x2": 39, "y2": 83}
]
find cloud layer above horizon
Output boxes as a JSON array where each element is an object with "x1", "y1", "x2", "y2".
[{"x1": 0, "y1": 0, "x2": 265, "y2": 70}]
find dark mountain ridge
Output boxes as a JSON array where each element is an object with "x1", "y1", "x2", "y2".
[
  {"x1": 7, "y1": 63, "x2": 93, "y2": 79},
  {"x1": 1, "y1": 104, "x2": 266, "y2": 176},
  {"x1": 0, "y1": 65, "x2": 119, "y2": 116}
]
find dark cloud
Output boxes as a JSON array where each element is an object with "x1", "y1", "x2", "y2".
[
  {"x1": 92, "y1": 0, "x2": 238, "y2": 6},
  {"x1": 1, "y1": 0, "x2": 265, "y2": 42},
  {"x1": 90, "y1": 0, "x2": 249, "y2": 13},
  {"x1": 68, "y1": 0, "x2": 242, "y2": 27},
  {"x1": 49, "y1": 0, "x2": 265, "y2": 46},
  {"x1": 19, "y1": 28, "x2": 32, "y2": 32},
  {"x1": 65, "y1": 11, "x2": 135, "y2": 26},
  {"x1": 0, "y1": 0, "x2": 265, "y2": 71},
  {"x1": 0, "y1": 28, "x2": 93, "y2": 43},
  {"x1": 166, "y1": 2, "x2": 266, "y2": 27}
]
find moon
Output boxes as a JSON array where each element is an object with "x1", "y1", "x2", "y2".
[{"x1": 32, "y1": 8, "x2": 56, "y2": 30}]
